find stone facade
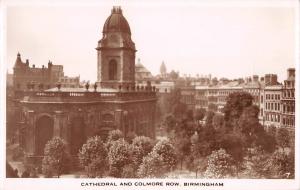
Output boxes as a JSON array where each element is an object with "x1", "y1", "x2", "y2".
[
  {"x1": 13, "y1": 55, "x2": 63, "y2": 91},
  {"x1": 12, "y1": 6, "x2": 157, "y2": 160}
]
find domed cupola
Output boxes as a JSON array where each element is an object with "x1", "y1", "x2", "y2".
[
  {"x1": 103, "y1": 6, "x2": 131, "y2": 35},
  {"x1": 96, "y1": 6, "x2": 136, "y2": 89}
]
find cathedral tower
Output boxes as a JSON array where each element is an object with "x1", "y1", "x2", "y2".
[{"x1": 96, "y1": 6, "x2": 136, "y2": 89}]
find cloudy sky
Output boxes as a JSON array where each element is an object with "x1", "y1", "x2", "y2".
[{"x1": 5, "y1": 1, "x2": 297, "y2": 82}]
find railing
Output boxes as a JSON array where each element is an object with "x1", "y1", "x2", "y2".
[{"x1": 14, "y1": 90, "x2": 157, "y2": 102}]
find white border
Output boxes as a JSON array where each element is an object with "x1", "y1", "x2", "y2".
[{"x1": 0, "y1": 0, "x2": 299, "y2": 190}]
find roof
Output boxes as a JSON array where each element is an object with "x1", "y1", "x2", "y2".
[
  {"x1": 103, "y1": 6, "x2": 131, "y2": 34},
  {"x1": 46, "y1": 87, "x2": 118, "y2": 93}
]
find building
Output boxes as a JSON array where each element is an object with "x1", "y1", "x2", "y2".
[
  {"x1": 192, "y1": 70, "x2": 295, "y2": 129},
  {"x1": 135, "y1": 58, "x2": 153, "y2": 82},
  {"x1": 59, "y1": 75, "x2": 80, "y2": 88},
  {"x1": 13, "y1": 6, "x2": 157, "y2": 162},
  {"x1": 281, "y1": 68, "x2": 295, "y2": 129},
  {"x1": 13, "y1": 56, "x2": 64, "y2": 91}
]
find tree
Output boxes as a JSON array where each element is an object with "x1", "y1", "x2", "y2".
[
  {"x1": 212, "y1": 114, "x2": 225, "y2": 130},
  {"x1": 163, "y1": 114, "x2": 177, "y2": 133},
  {"x1": 276, "y1": 128, "x2": 290, "y2": 150},
  {"x1": 107, "y1": 129, "x2": 124, "y2": 142},
  {"x1": 78, "y1": 136, "x2": 108, "y2": 177},
  {"x1": 137, "y1": 151, "x2": 164, "y2": 178},
  {"x1": 223, "y1": 92, "x2": 253, "y2": 126},
  {"x1": 194, "y1": 108, "x2": 206, "y2": 122},
  {"x1": 152, "y1": 139, "x2": 177, "y2": 172},
  {"x1": 237, "y1": 106, "x2": 260, "y2": 134},
  {"x1": 269, "y1": 149, "x2": 294, "y2": 179},
  {"x1": 243, "y1": 146, "x2": 273, "y2": 178},
  {"x1": 205, "y1": 111, "x2": 215, "y2": 127},
  {"x1": 204, "y1": 149, "x2": 236, "y2": 178},
  {"x1": 108, "y1": 139, "x2": 132, "y2": 177},
  {"x1": 42, "y1": 137, "x2": 70, "y2": 178},
  {"x1": 172, "y1": 102, "x2": 187, "y2": 119},
  {"x1": 106, "y1": 129, "x2": 124, "y2": 150},
  {"x1": 131, "y1": 136, "x2": 154, "y2": 171}
]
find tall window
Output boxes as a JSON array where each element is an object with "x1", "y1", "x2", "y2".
[{"x1": 109, "y1": 59, "x2": 117, "y2": 80}]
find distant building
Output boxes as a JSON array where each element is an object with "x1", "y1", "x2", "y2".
[
  {"x1": 13, "y1": 54, "x2": 64, "y2": 91},
  {"x1": 160, "y1": 61, "x2": 167, "y2": 78},
  {"x1": 281, "y1": 68, "x2": 295, "y2": 129},
  {"x1": 191, "y1": 70, "x2": 295, "y2": 129},
  {"x1": 59, "y1": 75, "x2": 80, "y2": 88},
  {"x1": 135, "y1": 58, "x2": 153, "y2": 82}
]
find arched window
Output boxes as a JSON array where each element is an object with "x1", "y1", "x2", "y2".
[{"x1": 109, "y1": 59, "x2": 117, "y2": 80}]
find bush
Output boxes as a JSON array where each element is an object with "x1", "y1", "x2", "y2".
[
  {"x1": 137, "y1": 151, "x2": 164, "y2": 178},
  {"x1": 131, "y1": 136, "x2": 154, "y2": 170},
  {"x1": 42, "y1": 137, "x2": 70, "y2": 178},
  {"x1": 108, "y1": 139, "x2": 132, "y2": 177},
  {"x1": 152, "y1": 139, "x2": 177, "y2": 172},
  {"x1": 78, "y1": 136, "x2": 108, "y2": 177},
  {"x1": 204, "y1": 149, "x2": 236, "y2": 178}
]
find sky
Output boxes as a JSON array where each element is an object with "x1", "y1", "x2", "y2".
[{"x1": 5, "y1": 1, "x2": 297, "y2": 83}]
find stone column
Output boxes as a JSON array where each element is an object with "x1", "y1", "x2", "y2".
[
  {"x1": 115, "y1": 109, "x2": 123, "y2": 132},
  {"x1": 54, "y1": 111, "x2": 64, "y2": 137},
  {"x1": 27, "y1": 110, "x2": 35, "y2": 156}
]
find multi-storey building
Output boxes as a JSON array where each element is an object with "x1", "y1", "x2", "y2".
[
  {"x1": 190, "y1": 70, "x2": 295, "y2": 129},
  {"x1": 13, "y1": 56, "x2": 64, "y2": 91},
  {"x1": 59, "y1": 75, "x2": 80, "y2": 88},
  {"x1": 281, "y1": 68, "x2": 295, "y2": 129}
]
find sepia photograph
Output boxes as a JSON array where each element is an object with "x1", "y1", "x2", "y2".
[{"x1": 1, "y1": 0, "x2": 299, "y2": 189}]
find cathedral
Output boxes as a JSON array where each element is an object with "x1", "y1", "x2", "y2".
[{"x1": 14, "y1": 6, "x2": 157, "y2": 162}]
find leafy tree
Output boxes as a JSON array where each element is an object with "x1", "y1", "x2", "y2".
[
  {"x1": 172, "y1": 102, "x2": 187, "y2": 119},
  {"x1": 270, "y1": 149, "x2": 294, "y2": 179},
  {"x1": 276, "y1": 128, "x2": 290, "y2": 150},
  {"x1": 78, "y1": 136, "x2": 108, "y2": 177},
  {"x1": 137, "y1": 151, "x2": 164, "y2": 178},
  {"x1": 204, "y1": 149, "x2": 236, "y2": 178},
  {"x1": 106, "y1": 129, "x2": 124, "y2": 150},
  {"x1": 107, "y1": 129, "x2": 124, "y2": 142},
  {"x1": 194, "y1": 108, "x2": 206, "y2": 121},
  {"x1": 131, "y1": 136, "x2": 154, "y2": 171},
  {"x1": 42, "y1": 137, "x2": 70, "y2": 178},
  {"x1": 205, "y1": 111, "x2": 215, "y2": 127},
  {"x1": 186, "y1": 109, "x2": 194, "y2": 121},
  {"x1": 243, "y1": 146, "x2": 272, "y2": 178},
  {"x1": 217, "y1": 130, "x2": 246, "y2": 164},
  {"x1": 212, "y1": 114, "x2": 225, "y2": 130},
  {"x1": 223, "y1": 92, "x2": 253, "y2": 126},
  {"x1": 172, "y1": 132, "x2": 191, "y2": 170},
  {"x1": 152, "y1": 139, "x2": 177, "y2": 172},
  {"x1": 164, "y1": 114, "x2": 177, "y2": 133},
  {"x1": 108, "y1": 139, "x2": 132, "y2": 177}
]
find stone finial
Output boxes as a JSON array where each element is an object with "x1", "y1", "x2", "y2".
[
  {"x1": 57, "y1": 83, "x2": 61, "y2": 91},
  {"x1": 93, "y1": 83, "x2": 97, "y2": 91},
  {"x1": 85, "y1": 82, "x2": 90, "y2": 91}
]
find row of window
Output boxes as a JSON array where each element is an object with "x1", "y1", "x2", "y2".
[
  {"x1": 265, "y1": 102, "x2": 280, "y2": 111},
  {"x1": 266, "y1": 93, "x2": 280, "y2": 100},
  {"x1": 265, "y1": 113, "x2": 280, "y2": 123},
  {"x1": 283, "y1": 90, "x2": 295, "y2": 98},
  {"x1": 282, "y1": 117, "x2": 295, "y2": 126},
  {"x1": 282, "y1": 104, "x2": 295, "y2": 113}
]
